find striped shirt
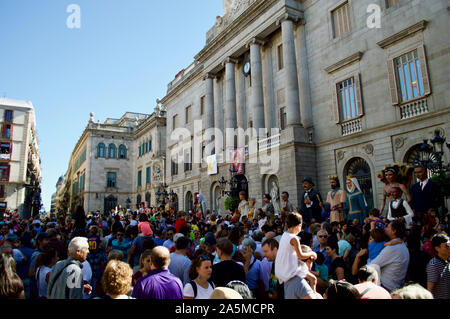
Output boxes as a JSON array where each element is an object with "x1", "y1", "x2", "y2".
[{"x1": 426, "y1": 256, "x2": 450, "y2": 299}]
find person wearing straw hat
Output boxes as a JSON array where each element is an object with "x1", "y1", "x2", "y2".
[{"x1": 344, "y1": 176, "x2": 368, "y2": 225}]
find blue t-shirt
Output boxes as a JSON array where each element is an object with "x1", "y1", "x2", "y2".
[
  {"x1": 111, "y1": 239, "x2": 131, "y2": 261},
  {"x1": 368, "y1": 241, "x2": 386, "y2": 263},
  {"x1": 153, "y1": 237, "x2": 165, "y2": 247},
  {"x1": 246, "y1": 256, "x2": 262, "y2": 290},
  {"x1": 338, "y1": 240, "x2": 352, "y2": 257}
]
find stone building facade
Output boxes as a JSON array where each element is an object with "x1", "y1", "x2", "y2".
[
  {"x1": 0, "y1": 98, "x2": 42, "y2": 218},
  {"x1": 160, "y1": 0, "x2": 450, "y2": 215},
  {"x1": 59, "y1": 108, "x2": 167, "y2": 214}
]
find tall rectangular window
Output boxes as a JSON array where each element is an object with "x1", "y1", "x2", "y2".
[
  {"x1": 280, "y1": 107, "x2": 287, "y2": 130},
  {"x1": 80, "y1": 173, "x2": 85, "y2": 191},
  {"x1": 277, "y1": 44, "x2": 284, "y2": 70},
  {"x1": 106, "y1": 172, "x2": 117, "y2": 188},
  {"x1": 171, "y1": 157, "x2": 178, "y2": 176},
  {"x1": 173, "y1": 114, "x2": 178, "y2": 129},
  {"x1": 338, "y1": 77, "x2": 359, "y2": 121},
  {"x1": 395, "y1": 50, "x2": 425, "y2": 103},
  {"x1": 137, "y1": 170, "x2": 142, "y2": 187},
  {"x1": 0, "y1": 143, "x2": 11, "y2": 160},
  {"x1": 4, "y1": 110, "x2": 13, "y2": 123},
  {"x1": 185, "y1": 106, "x2": 191, "y2": 124},
  {"x1": 2, "y1": 125, "x2": 11, "y2": 139},
  {"x1": 184, "y1": 149, "x2": 192, "y2": 172},
  {"x1": 0, "y1": 185, "x2": 4, "y2": 198},
  {"x1": 146, "y1": 167, "x2": 151, "y2": 184},
  {"x1": 0, "y1": 165, "x2": 9, "y2": 181},
  {"x1": 332, "y1": 2, "x2": 351, "y2": 38},
  {"x1": 200, "y1": 96, "x2": 205, "y2": 116}
]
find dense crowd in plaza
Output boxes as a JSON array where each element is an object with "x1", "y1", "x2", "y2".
[{"x1": 0, "y1": 165, "x2": 449, "y2": 300}]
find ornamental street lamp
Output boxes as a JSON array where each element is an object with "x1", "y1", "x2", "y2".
[
  {"x1": 218, "y1": 165, "x2": 248, "y2": 197},
  {"x1": 414, "y1": 130, "x2": 449, "y2": 172}
]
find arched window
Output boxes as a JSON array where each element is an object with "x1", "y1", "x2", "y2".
[
  {"x1": 118, "y1": 145, "x2": 127, "y2": 159},
  {"x1": 97, "y1": 143, "x2": 106, "y2": 158},
  {"x1": 108, "y1": 144, "x2": 117, "y2": 158}
]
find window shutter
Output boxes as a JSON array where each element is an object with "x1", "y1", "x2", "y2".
[
  {"x1": 387, "y1": 59, "x2": 399, "y2": 105},
  {"x1": 354, "y1": 73, "x2": 364, "y2": 116},
  {"x1": 331, "y1": 83, "x2": 340, "y2": 123},
  {"x1": 417, "y1": 45, "x2": 431, "y2": 96}
]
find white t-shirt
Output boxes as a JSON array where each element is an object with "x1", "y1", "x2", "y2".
[
  {"x1": 183, "y1": 281, "x2": 215, "y2": 299},
  {"x1": 36, "y1": 265, "x2": 52, "y2": 298},
  {"x1": 275, "y1": 232, "x2": 308, "y2": 284},
  {"x1": 130, "y1": 219, "x2": 138, "y2": 227}
]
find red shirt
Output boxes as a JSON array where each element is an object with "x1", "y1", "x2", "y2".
[{"x1": 174, "y1": 219, "x2": 187, "y2": 233}]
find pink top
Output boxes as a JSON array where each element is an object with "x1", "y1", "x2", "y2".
[
  {"x1": 354, "y1": 282, "x2": 392, "y2": 299},
  {"x1": 138, "y1": 221, "x2": 153, "y2": 236}
]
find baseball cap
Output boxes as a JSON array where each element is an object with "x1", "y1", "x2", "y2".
[
  {"x1": 173, "y1": 233, "x2": 184, "y2": 243},
  {"x1": 205, "y1": 236, "x2": 217, "y2": 246}
]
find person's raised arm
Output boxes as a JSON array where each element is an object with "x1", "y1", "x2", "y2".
[
  {"x1": 352, "y1": 249, "x2": 368, "y2": 276},
  {"x1": 290, "y1": 237, "x2": 317, "y2": 260}
]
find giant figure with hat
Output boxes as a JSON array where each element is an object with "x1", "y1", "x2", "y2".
[{"x1": 299, "y1": 177, "x2": 323, "y2": 225}]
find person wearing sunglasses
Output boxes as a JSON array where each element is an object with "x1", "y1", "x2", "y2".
[
  {"x1": 163, "y1": 227, "x2": 176, "y2": 249},
  {"x1": 313, "y1": 230, "x2": 332, "y2": 269},
  {"x1": 109, "y1": 230, "x2": 131, "y2": 262}
]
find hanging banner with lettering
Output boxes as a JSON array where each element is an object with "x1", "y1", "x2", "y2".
[
  {"x1": 207, "y1": 154, "x2": 217, "y2": 175},
  {"x1": 230, "y1": 147, "x2": 245, "y2": 175}
]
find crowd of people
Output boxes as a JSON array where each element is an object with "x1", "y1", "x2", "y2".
[{"x1": 0, "y1": 164, "x2": 449, "y2": 300}]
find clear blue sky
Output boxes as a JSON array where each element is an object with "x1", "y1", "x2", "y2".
[{"x1": 0, "y1": 0, "x2": 223, "y2": 211}]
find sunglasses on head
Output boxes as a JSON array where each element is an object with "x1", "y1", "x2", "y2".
[
  {"x1": 199, "y1": 255, "x2": 210, "y2": 261},
  {"x1": 117, "y1": 233, "x2": 124, "y2": 236}
]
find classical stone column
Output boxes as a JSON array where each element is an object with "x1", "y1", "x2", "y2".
[
  {"x1": 203, "y1": 73, "x2": 215, "y2": 130},
  {"x1": 296, "y1": 21, "x2": 313, "y2": 128},
  {"x1": 262, "y1": 45, "x2": 277, "y2": 131},
  {"x1": 236, "y1": 62, "x2": 247, "y2": 131},
  {"x1": 214, "y1": 75, "x2": 224, "y2": 155},
  {"x1": 223, "y1": 58, "x2": 238, "y2": 131},
  {"x1": 249, "y1": 38, "x2": 266, "y2": 137},
  {"x1": 280, "y1": 16, "x2": 302, "y2": 127}
]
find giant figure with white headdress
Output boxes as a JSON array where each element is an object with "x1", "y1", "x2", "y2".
[{"x1": 344, "y1": 176, "x2": 368, "y2": 225}]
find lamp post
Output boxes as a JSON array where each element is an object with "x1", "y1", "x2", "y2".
[
  {"x1": 218, "y1": 165, "x2": 248, "y2": 197},
  {"x1": 414, "y1": 130, "x2": 449, "y2": 172},
  {"x1": 156, "y1": 183, "x2": 170, "y2": 204}
]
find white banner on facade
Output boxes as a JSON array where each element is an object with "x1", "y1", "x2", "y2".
[{"x1": 207, "y1": 154, "x2": 217, "y2": 175}]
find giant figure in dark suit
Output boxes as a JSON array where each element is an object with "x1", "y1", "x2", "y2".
[
  {"x1": 300, "y1": 177, "x2": 323, "y2": 225},
  {"x1": 409, "y1": 165, "x2": 442, "y2": 221}
]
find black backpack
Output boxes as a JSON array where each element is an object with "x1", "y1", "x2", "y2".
[{"x1": 189, "y1": 280, "x2": 215, "y2": 298}]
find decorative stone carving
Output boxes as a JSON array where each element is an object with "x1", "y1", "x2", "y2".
[
  {"x1": 153, "y1": 165, "x2": 162, "y2": 183},
  {"x1": 363, "y1": 144, "x2": 374, "y2": 155},
  {"x1": 394, "y1": 137, "x2": 406, "y2": 150},
  {"x1": 337, "y1": 150, "x2": 345, "y2": 162}
]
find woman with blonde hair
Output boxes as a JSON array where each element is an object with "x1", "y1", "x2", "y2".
[
  {"x1": 100, "y1": 260, "x2": 134, "y2": 299},
  {"x1": 0, "y1": 253, "x2": 24, "y2": 299}
]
